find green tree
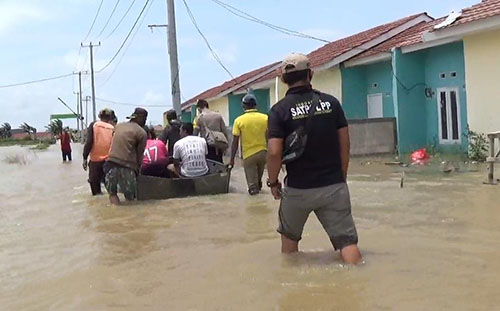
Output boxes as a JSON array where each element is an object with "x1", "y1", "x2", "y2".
[
  {"x1": 45, "y1": 119, "x2": 63, "y2": 136},
  {"x1": 19, "y1": 122, "x2": 37, "y2": 140},
  {"x1": 0, "y1": 123, "x2": 12, "y2": 139}
]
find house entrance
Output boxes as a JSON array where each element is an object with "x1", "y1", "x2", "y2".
[{"x1": 437, "y1": 87, "x2": 461, "y2": 144}]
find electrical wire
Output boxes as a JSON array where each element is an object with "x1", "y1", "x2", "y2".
[
  {"x1": 96, "y1": 97, "x2": 168, "y2": 107},
  {"x1": 209, "y1": 0, "x2": 399, "y2": 55},
  {"x1": 96, "y1": 0, "x2": 151, "y2": 73},
  {"x1": 0, "y1": 73, "x2": 74, "y2": 89},
  {"x1": 181, "y1": 0, "x2": 235, "y2": 79},
  {"x1": 82, "y1": 0, "x2": 105, "y2": 42},
  {"x1": 105, "y1": 0, "x2": 138, "y2": 39},
  {"x1": 210, "y1": 0, "x2": 330, "y2": 43},
  {"x1": 97, "y1": 0, "x2": 122, "y2": 38},
  {"x1": 98, "y1": 0, "x2": 153, "y2": 88}
]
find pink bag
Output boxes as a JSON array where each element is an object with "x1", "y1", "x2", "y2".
[{"x1": 411, "y1": 148, "x2": 430, "y2": 165}]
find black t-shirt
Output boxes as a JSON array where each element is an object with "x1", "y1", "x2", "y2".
[
  {"x1": 268, "y1": 85, "x2": 348, "y2": 189},
  {"x1": 159, "y1": 120, "x2": 181, "y2": 157}
]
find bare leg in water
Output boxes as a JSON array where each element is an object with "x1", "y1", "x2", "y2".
[
  {"x1": 280, "y1": 234, "x2": 362, "y2": 264},
  {"x1": 109, "y1": 194, "x2": 120, "y2": 205}
]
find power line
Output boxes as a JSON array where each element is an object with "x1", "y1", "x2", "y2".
[
  {"x1": 0, "y1": 73, "x2": 74, "y2": 89},
  {"x1": 97, "y1": 0, "x2": 122, "y2": 38},
  {"x1": 96, "y1": 0, "x2": 151, "y2": 73},
  {"x1": 105, "y1": 0, "x2": 138, "y2": 39},
  {"x1": 209, "y1": 0, "x2": 394, "y2": 55},
  {"x1": 210, "y1": 0, "x2": 330, "y2": 43},
  {"x1": 96, "y1": 97, "x2": 168, "y2": 108},
  {"x1": 181, "y1": 0, "x2": 235, "y2": 79},
  {"x1": 83, "y1": 0, "x2": 105, "y2": 42},
  {"x1": 99, "y1": 0, "x2": 154, "y2": 88}
]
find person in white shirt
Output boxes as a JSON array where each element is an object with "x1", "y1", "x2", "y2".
[{"x1": 170, "y1": 123, "x2": 209, "y2": 178}]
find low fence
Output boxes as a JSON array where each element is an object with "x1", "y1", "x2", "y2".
[
  {"x1": 348, "y1": 117, "x2": 397, "y2": 156},
  {"x1": 485, "y1": 131, "x2": 500, "y2": 185},
  {"x1": 226, "y1": 117, "x2": 397, "y2": 158}
]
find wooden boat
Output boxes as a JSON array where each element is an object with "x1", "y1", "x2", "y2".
[{"x1": 136, "y1": 160, "x2": 231, "y2": 200}]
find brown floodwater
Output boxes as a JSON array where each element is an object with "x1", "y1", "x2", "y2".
[{"x1": 1, "y1": 144, "x2": 499, "y2": 310}]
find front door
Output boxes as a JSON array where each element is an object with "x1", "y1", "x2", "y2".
[
  {"x1": 437, "y1": 88, "x2": 461, "y2": 144},
  {"x1": 367, "y1": 94, "x2": 383, "y2": 119}
]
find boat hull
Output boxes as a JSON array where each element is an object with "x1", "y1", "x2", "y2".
[{"x1": 136, "y1": 160, "x2": 231, "y2": 200}]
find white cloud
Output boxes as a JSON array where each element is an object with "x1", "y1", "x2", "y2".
[{"x1": 0, "y1": 2, "x2": 49, "y2": 36}]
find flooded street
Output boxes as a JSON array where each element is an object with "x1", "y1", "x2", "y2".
[{"x1": 1, "y1": 144, "x2": 499, "y2": 310}]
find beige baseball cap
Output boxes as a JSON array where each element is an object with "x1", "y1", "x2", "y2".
[{"x1": 281, "y1": 53, "x2": 310, "y2": 74}]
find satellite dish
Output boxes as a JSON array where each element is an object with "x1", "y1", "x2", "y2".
[{"x1": 434, "y1": 11, "x2": 462, "y2": 30}]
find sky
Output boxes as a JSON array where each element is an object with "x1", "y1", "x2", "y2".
[{"x1": 0, "y1": 0, "x2": 477, "y2": 131}]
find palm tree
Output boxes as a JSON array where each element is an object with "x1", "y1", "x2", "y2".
[
  {"x1": 19, "y1": 123, "x2": 37, "y2": 140},
  {"x1": 0, "y1": 123, "x2": 12, "y2": 139},
  {"x1": 45, "y1": 119, "x2": 63, "y2": 137}
]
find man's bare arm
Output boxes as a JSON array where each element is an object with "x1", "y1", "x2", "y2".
[
  {"x1": 267, "y1": 138, "x2": 283, "y2": 182},
  {"x1": 230, "y1": 135, "x2": 239, "y2": 166},
  {"x1": 338, "y1": 127, "x2": 350, "y2": 180},
  {"x1": 173, "y1": 159, "x2": 181, "y2": 176}
]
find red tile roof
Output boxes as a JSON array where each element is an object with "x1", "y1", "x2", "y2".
[
  {"x1": 350, "y1": 0, "x2": 500, "y2": 60},
  {"x1": 352, "y1": 18, "x2": 443, "y2": 59},
  {"x1": 241, "y1": 13, "x2": 427, "y2": 89},
  {"x1": 182, "y1": 62, "x2": 279, "y2": 108},
  {"x1": 436, "y1": 0, "x2": 500, "y2": 30},
  {"x1": 183, "y1": 13, "x2": 426, "y2": 105}
]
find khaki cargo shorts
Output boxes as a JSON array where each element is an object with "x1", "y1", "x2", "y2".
[{"x1": 277, "y1": 182, "x2": 358, "y2": 250}]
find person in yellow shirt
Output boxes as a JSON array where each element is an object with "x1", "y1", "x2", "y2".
[{"x1": 230, "y1": 92, "x2": 268, "y2": 195}]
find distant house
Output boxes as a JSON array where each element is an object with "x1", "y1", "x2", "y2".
[
  {"x1": 11, "y1": 129, "x2": 27, "y2": 140},
  {"x1": 179, "y1": 0, "x2": 500, "y2": 155},
  {"x1": 342, "y1": 0, "x2": 500, "y2": 153},
  {"x1": 181, "y1": 13, "x2": 430, "y2": 127},
  {"x1": 423, "y1": 0, "x2": 500, "y2": 139}
]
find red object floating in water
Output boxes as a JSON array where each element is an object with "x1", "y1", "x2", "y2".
[{"x1": 411, "y1": 148, "x2": 430, "y2": 165}]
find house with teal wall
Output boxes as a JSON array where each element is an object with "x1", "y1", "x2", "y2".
[
  {"x1": 342, "y1": 17, "x2": 468, "y2": 154},
  {"x1": 228, "y1": 89, "x2": 270, "y2": 125},
  {"x1": 180, "y1": 13, "x2": 430, "y2": 129}
]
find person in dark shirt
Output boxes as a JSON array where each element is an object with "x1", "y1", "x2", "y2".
[
  {"x1": 267, "y1": 53, "x2": 361, "y2": 264},
  {"x1": 59, "y1": 128, "x2": 72, "y2": 162},
  {"x1": 159, "y1": 109, "x2": 182, "y2": 160}
]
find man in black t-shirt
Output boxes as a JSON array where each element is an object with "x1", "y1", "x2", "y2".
[
  {"x1": 267, "y1": 53, "x2": 361, "y2": 264},
  {"x1": 159, "y1": 109, "x2": 182, "y2": 160}
]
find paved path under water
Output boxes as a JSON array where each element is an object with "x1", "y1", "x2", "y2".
[{"x1": 1, "y1": 145, "x2": 499, "y2": 310}]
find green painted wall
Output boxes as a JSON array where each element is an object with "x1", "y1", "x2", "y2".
[
  {"x1": 341, "y1": 61, "x2": 394, "y2": 119},
  {"x1": 392, "y1": 42, "x2": 467, "y2": 154},
  {"x1": 393, "y1": 49, "x2": 427, "y2": 154},
  {"x1": 423, "y1": 41, "x2": 468, "y2": 152},
  {"x1": 191, "y1": 105, "x2": 197, "y2": 122},
  {"x1": 341, "y1": 66, "x2": 367, "y2": 119},
  {"x1": 228, "y1": 88, "x2": 270, "y2": 125},
  {"x1": 365, "y1": 61, "x2": 394, "y2": 117},
  {"x1": 181, "y1": 110, "x2": 191, "y2": 122}
]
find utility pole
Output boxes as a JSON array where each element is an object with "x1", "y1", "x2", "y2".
[
  {"x1": 73, "y1": 71, "x2": 89, "y2": 140},
  {"x1": 78, "y1": 72, "x2": 84, "y2": 131},
  {"x1": 73, "y1": 91, "x2": 80, "y2": 140},
  {"x1": 82, "y1": 96, "x2": 92, "y2": 128},
  {"x1": 81, "y1": 42, "x2": 101, "y2": 122},
  {"x1": 166, "y1": 0, "x2": 181, "y2": 116}
]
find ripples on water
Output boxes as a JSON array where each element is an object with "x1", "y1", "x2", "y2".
[{"x1": 1, "y1": 145, "x2": 499, "y2": 310}]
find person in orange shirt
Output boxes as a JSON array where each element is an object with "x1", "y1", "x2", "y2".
[{"x1": 83, "y1": 108, "x2": 116, "y2": 195}]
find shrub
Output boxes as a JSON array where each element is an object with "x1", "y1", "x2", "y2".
[{"x1": 464, "y1": 126, "x2": 488, "y2": 161}]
